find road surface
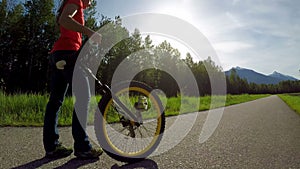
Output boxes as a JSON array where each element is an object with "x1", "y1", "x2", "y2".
[{"x1": 0, "y1": 95, "x2": 299, "y2": 168}]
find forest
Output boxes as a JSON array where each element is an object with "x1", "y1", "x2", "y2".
[{"x1": 1, "y1": 0, "x2": 299, "y2": 96}]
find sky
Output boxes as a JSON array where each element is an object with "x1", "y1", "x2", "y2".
[{"x1": 96, "y1": 0, "x2": 300, "y2": 79}]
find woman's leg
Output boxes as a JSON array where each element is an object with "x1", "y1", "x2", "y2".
[
  {"x1": 71, "y1": 66, "x2": 92, "y2": 152},
  {"x1": 43, "y1": 58, "x2": 68, "y2": 152}
]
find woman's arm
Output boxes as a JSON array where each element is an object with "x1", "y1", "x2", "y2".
[{"x1": 58, "y1": 3, "x2": 96, "y2": 38}]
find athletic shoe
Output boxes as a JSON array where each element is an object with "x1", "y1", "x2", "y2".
[
  {"x1": 74, "y1": 148, "x2": 103, "y2": 159},
  {"x1": 45, "y1": 143, "x2": 73, "y2": 158}
]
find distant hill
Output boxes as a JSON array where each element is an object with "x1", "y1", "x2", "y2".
[{"x1": 225, "y1": 67, "x2": 299, "y2": 84}]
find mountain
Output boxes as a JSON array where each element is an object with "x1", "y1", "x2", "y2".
[
  {"x1": 268, "y1": 71, "x2": 298, "y2": 81},
  {"x1": 225, "y1": 67, "x2": 299, "y2": 84}
]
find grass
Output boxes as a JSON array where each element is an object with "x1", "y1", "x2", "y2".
[
  {"x1": 0, "y1": 92, "x2": 100, "y2": 127},
  {"x1": 162, "y1": 94, "x2": 270, "y2": 116},
  {"x1": 0, "y1": 92, "x2": 48, "y2": 126},
  {"x1": 278, "y1": 93, "x2": 300, "y2": 115},
  {"x1": 0, "y1": 91, "x2": 270, "y2": 127}
]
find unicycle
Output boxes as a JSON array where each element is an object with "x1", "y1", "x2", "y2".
[
  {"x1": 94, "y1": 80, "x2": 165, "y2": 162},
  {"x1": 78, "y1": 40, "x2": 166, "y2": 163}
]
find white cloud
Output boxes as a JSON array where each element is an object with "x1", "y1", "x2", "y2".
[{"x1": 213, "y1": 41, "x2": 253, "y2": 54}]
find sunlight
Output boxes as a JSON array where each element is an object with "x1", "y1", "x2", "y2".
[
  {"x1": 151, "y1": 1, "x2": 218, "y2": 55},
  {"x1": 155, "y1": 1, "x2": 195, "y2": 24},
  {"x1": 149, "y1": 2, "x2": 205, "y2": 61},
  {"x1": 143, "y1": 34, "x2": 199, "y2": 60}
]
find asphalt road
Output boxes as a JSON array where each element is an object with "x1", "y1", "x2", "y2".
[{"x1": 1, "y1": 95, "x2": 299, "y2": 169}]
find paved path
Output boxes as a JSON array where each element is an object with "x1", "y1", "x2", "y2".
[{"x1": 1, "y1": 95, "x2": 299, "y2": 168}]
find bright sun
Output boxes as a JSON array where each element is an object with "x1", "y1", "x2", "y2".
[
  {"x1": 155, "y1": 2, "x2": 195, "y2": 24},
  {"x1": 149, "y1": 2, "x2": 208, "y2": 61}
]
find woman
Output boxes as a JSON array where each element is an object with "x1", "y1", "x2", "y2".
[{"x1": 43, "y1": 0, "x2": 102, "y2": 159}]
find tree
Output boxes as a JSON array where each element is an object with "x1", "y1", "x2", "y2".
[
  {"x1": 21, "y1": 0, "x2": 56, "y2": 92},
  {"x1": 0, "y1": 0, "x2": 9, "y2": 90},
  {"x1": 0, "y1": 0, "x2": 27, "y2": 92},
  {"x1": 96, "y1": 17, "x2": 130, "y2": 86}
]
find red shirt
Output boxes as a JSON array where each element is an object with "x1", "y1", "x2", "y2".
[{"x1": 51, "y1": 0, "x2": 84, "y2": 53}]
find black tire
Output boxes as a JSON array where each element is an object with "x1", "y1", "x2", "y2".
[{"x1": 94, "y1": 81, "x2": 165, "y2": 163}]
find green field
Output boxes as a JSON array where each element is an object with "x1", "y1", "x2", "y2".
[
  {"x1": 0, "y1": 92, "x2": 270, "y2": 126},
  {"x1": 278, "y1": 93, "x2": 300, "y2": 115}
]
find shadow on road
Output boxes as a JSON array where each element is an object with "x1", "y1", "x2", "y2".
[
  {"x1": 11, "y1": 157, "x2": 99, "y2": 169},
  {"x1": 11, "y1": 157, "x2": 158, "y2": 169},
  {"x1": 53, "y1": 158, "x2": 99, "y2": 169},
  {"x1": 12, "y1": 157, "x2": 55, "y2": 169},
  {"x1": 13, "y1": 157, "x2": 57, "y2": 169},
  {"x1": 111, "y1": 159, "x2": 158, "y2": 169}
]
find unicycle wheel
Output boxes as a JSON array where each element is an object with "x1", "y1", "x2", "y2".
[{"x1": 94, "y1": 81, "x2": 165, "y2": 162}]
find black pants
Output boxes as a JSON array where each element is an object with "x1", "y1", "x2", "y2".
[{"x1": 43, "y1": 50, "x2": 92, "y2": 152}]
